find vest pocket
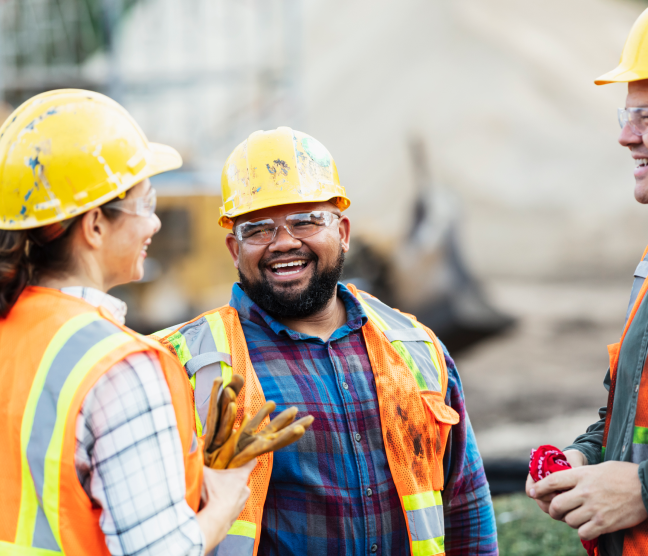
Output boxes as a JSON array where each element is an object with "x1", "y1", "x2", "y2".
[{"x1": 421, "y1": 390, "x2": 459, "y2": 490}]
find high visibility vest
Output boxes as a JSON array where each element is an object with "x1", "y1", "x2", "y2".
[
  {"x1": 0, "y1": 287, "x2": 203, "y2": 555},
  {"x1": 603, "y1": 245, "x2": 648, "y2": 555},
  {"x1": 155, "y1": 285, "x2": 460, "y2": 556}
]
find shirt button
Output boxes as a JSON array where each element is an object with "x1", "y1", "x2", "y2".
[
  {"x1": 636, "y1": 384, "x2": 640, "y2": 392},
  {"x1": 342, "y1": 382, "x2": 349, "y2": 390},
  {"x1": 355, "y1": 433, "x2": 362, "y2": 442},
  {"x1": 371, "y1": 544, "x2": 378, "y2": 553},
  {"x1": 623, "y1": 444, "x2": 626, "y2": 452},
  {"x1": 366, "y1": 488, "x2": 373, "y2": 497}
]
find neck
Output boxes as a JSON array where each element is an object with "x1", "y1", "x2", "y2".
[
  {"x1": 36, "y1": 256, "x2": 108, "y2": 292},
  {"x1": 277, "y1": 292, "x2": 347, "y2": 342}
]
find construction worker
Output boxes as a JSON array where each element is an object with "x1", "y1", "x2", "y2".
[
  {"x1": 154, "y1": 127, "x2": 498, "y2": 556},
  {"x1": 526, "y1": 8, "x2": 648, "y2": 555},
  {"x1": 0, "y1": 89, "x2": 255, "y2": 555}
]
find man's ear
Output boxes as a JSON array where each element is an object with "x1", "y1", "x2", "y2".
[
  {"x1": 338, "y1": 215, "x2": 351, "y2": 253},
  {"x1": 78, "y1": 208, "x2": 108, "y2": 250},
  {"x1": 225, "y1": 233, "x2": 240, "y2": 269}
]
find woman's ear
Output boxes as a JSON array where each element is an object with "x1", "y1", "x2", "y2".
[{"x1": 78, "y1": 208, "x2": 108, "y2": 250}]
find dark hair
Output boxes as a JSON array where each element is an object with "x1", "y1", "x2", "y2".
[{"x1": 0, "y1": 205, "x2": 122, "y2": 317}]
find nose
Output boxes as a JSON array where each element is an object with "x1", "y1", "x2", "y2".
[
  {"x1": 619, "y1": 122, "x2": 643, "y2": 147},
  {"x1": 268, "y1": 225, "x2": 302, "y2": 252},
  {"x1": 151, "y1": 213, "x2": 162, "y2": 235}
]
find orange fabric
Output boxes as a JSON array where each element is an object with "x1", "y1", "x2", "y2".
[
  {"x1": 160, "y1": 289, "x2": 456, "y2": 556},
  {"x1": 0, "y1": 287, "x2": 202, "y2": 552}
]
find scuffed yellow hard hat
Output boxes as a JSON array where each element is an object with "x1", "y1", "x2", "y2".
[
  {"x1": 596, "y1": 8, "x2": 648, "y2": 85},
  {"x1": 219, "y1": 127, "x2": 350, "y2": 229},
  {"x1": 0, "y1": 89, "x2": 182, "y2": 230}
]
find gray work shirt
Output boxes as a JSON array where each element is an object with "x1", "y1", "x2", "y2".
[{"x1": 566, "y1": 288, "x2": 648, "y2": 555}]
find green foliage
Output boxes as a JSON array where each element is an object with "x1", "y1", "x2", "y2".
[{"x1": 495, "y1": 494, "x2": 586, "y2": 556}]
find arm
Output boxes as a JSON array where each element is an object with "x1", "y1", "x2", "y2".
[
  {"x1": 75, "y1": 351, "x2": 253, "y2": 555},
  {"x1": 440, "y1": 346, "x2": 498, "y2": 556}
]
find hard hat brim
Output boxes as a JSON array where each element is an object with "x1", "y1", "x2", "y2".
[
  {"x1": 219, "y1": 194, "x2": 351, "y2": 230},
  {"x1": 595, "y1": 64, "x2": 646, "y2": 85},
  {"x1": 148, "y1": 142, "x2": 183, "y2": 176}
]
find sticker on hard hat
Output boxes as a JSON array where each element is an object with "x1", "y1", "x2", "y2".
[{"x1": 301, "y1": 137, "x2": 331, "y2": 168}]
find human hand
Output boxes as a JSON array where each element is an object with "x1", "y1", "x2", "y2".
[
  {"x1": 529, "y1": 461, "x2": 647, "y2": 540},
  {"x1": 197, "y1": 459, "x2": 256, "y2": 551}
]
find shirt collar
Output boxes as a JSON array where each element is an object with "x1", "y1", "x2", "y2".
[
  {"x1": 59, "y1": 286, "x2": 128, "y2": 325},
  {"x1": 230, "y1": 282, "x2": 368, "y2": 342}
]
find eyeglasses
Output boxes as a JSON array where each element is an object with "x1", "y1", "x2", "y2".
[
  {"x1": 618, "y1": 107, "x2": 648, "y2": 137},
  {"x1": 235, "y1": 210, "x2": 340, "y2": 245},
  {"x1": 104, "y1": 188, "x2": 157, "y2": 217}
]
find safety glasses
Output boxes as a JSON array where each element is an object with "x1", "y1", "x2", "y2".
[
  {"x1": 618, "y1": 107, "x2": 648, "y2": 137},
  {"x1": 235, "y1": 210, "x2": 340, "y2": 245},
  {"x1": 104, "y1": 188, "x2": 157, "y2": 217}
]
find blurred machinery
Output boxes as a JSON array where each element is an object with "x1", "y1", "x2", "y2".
[{"x1": 0, "y1": 0, "x2": 512, "y2": 350}]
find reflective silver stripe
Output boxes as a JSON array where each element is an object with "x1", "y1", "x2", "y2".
[
  {"x1": 626, "y1": 254, "x2": 648, "y2": 321},
  {"x1": 406, "y1": 504, "x2": 445, "y2": 542},
  {"x1": 185, "y1": 351, "x2": 232, "y2": 377},
  {"x1": 178, "y1": 318, "x2": 225, "y2": 427},
  {"x1": 361, "y1": 294, "x2": 441, "y2": 392},
  {"x1": 213, "y1": 535, "x2": 255, "y2": 556},
  {"x1": 384, "y1": 328, "x2": 431, "y2": 343},
  {"x1": 26, "y1": 319, "x2": 120, "y2": 504},
  {"x1": 33, "y1": 506, "x2": 58, "y2": 550}
]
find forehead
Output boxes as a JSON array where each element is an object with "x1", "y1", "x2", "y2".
[
  {"x1": 235, "y1": 201, "x2": 339, "y2": 224},
  {"x1": 627, "y1": 80, "x2": 648, "y2": 107}
]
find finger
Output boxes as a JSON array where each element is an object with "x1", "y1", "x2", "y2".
[
  {"x1": 219, "y1": 386, "x2": 236, "y2": 425},
  {"x1": 261, "y1": 406, "x2": 298, "y2": 434},
  {"x1": 227, "y1": 374, "x2": 245, "y2": 397},
  {"x1": 534, "y1": 498, "x2": 551, "y2": 514},
  {"x1": 525, "y1": 473, "x2": 536, "y2": 498},
  {"x1": 563, "y1": 505, "x2": 594, "y2": 530},
  {"x1": 532, "y1": 469, "x2": 579, "y2": 499},
  {"x1": 213, "y1": 414, "x2": 251, "y2": 469},
  {"x1": 578, "y1": 520, "x2": 601, "y2": 541},
  {"x1": 211, "y1": 402, "x2": 236, "y2": 452},
  {"x1": 549, "y1": 491, "x2": 583, "y2": 522},
  {"x1": 228, "y1": 422, "x2": 307, "y2": 468},
  {"x1": 202, "y1": 377, "x2": 223, "y2": 456},
  {"x1": 244, "y1": 401, "x2": 277, "y2": 435}
]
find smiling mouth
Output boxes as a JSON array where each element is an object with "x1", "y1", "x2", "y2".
[
  {"x1": 269, "y1": 259, "x2": 309, "y2": 276},
  {"x1": 636, "y1": 158, "x2": 648, "y2": 168}
]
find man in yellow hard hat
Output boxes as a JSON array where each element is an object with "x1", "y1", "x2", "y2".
[
  {"x1": 154, "y1": 127, "x2": 497, "y2": 556},
  {"x1": 527, "y1": 8, "x2": 648, "y2": 555}
]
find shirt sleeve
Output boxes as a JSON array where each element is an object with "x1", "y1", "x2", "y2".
[
  {"x1": 74, "y1": 351, "x2": 205, "y2": 556},
  {"x1": 440, "y1": 344, "x2": 498, "y2": 556},
  {"x1": 563, "y1": 369, "x2": 610, "y2": 466}
]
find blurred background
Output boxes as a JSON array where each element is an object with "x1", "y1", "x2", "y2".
[{"x1": 3, "y1": 0, "x2": 648, "y2": 551}]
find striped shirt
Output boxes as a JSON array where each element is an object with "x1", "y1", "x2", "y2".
[{"x1": 230, "y1": 283, "x2": 497, "y2": 556}]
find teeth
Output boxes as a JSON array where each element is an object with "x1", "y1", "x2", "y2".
[
  {"x1": 271, "y1": 260, "x2": 306, "y2": 269},
  {"x1": 636, "y1": 158, "x2": 648, "y2": 167}
]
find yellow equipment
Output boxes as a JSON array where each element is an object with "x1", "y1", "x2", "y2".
[
  {"x1": 0, "y1": 89, "x2": 182, "y2": 230},
  {"x1": 596, "y1": 7, "x2": 648, "y2": 85},
  {"x1": 219, "y1": 126, "x2": 350, "y2": 228}
]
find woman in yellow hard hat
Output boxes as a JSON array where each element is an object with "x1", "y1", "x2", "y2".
[{"x1": 0, "y1": 89, "x2": 255, "y2": 555}]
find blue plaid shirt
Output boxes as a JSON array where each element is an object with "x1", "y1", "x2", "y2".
[{"x1": 230, "y1": 283, "x2": 497, "y2": 556}]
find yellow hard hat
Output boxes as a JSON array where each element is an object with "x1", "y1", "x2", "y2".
[
  {"x1": 0, "y1": 89, "x2": 182, "y2": 230},
  {"x1": 219, "y1": 126, "x2": 350, "y2": 229},
  {"x1": 596, "y1": 8, "x2": 648, "y2": 85}
]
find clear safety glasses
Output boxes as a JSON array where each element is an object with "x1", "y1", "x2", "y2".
[
  {"x1": 618, "y1": 107, "x2": 648, "y2": 137},
  {"x1": 104, "y1": 188, "x2": 157, "y2": 217},
  {"x1": 235, "y1": 210, "x2": 340, "y2": 245}
]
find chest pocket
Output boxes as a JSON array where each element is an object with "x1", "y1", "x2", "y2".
[
  {"x1": 356, "y1": 291, "x2": 459, "y2": 489},
  {"x1": 162, "y1": 312, "x2": 234, "y2": 435}
]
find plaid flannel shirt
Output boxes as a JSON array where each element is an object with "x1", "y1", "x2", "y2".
[{"x1": 230, "y1": 283, "x2": 497, "y2": 556}]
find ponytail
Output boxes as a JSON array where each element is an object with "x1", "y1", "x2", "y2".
[{"x1": 0, "y1": 230, "x2": 30, "y2": 317}]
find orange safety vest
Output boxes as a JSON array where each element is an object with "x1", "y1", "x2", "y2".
[
  {"x1": 156, "y1": 285, "x2": 460, "y2": 556},
  {"x1": 603, "y1": 245, "x2": 648, "y2": 555},
  {"x1": 0, "y1": 287, "x2": 203, "y2": 555}
]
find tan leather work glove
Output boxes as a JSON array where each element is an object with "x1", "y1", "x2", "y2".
[{"x1": 202, "y1": 375, "x2": 314, "y2": 470}]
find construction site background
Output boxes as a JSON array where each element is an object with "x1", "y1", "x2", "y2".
[{"x1": 2, "y1": 0, "x2": 648, "y2": 491}]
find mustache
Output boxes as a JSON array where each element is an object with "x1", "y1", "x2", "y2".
[{"x1": 259, "y1": 250, "x2": 317, "y2": 267}]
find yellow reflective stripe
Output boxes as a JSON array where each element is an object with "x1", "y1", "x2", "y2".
[
  {"x1": 358, "y1": 298, "x2": 389, "y2": 331},
  {"x1": 0, "y1": 540, "x2": 61, "y2": 555},
  {"x1": 166, "y1": 331, "x2": 192, "y2": 366},
  {"x1": 205, "y1": 312, "x2": 233, "y2": 387},
  {"x1": 403, "y1": 490, "x2": 443, "y2": 511},
  {"x1": 15, "y1": 312, "x2": 101, "y2": 546},
  {"x1": 227, "y1": 519, "x2": 256, "y2": 539},
  {"x1": 411, "y1": 320, "x2": 441, "y2": 375},
  {"x1": 42, "y1": 331, "x2": 133, "y2": 548},
  {"x1": 411, "y1": 536, "x2": 445, "y2": 556},
  {"x1": 188, "y1": 374, "x2": 203, "y2": 436}
]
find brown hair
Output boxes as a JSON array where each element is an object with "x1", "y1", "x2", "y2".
[{"x1": 0, "y1": 205, "x2": 122, "y2": 318}]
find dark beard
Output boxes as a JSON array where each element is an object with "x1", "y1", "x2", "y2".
[{"x1": 238, "y1": 248, "x2": 345, "y2": 319}]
